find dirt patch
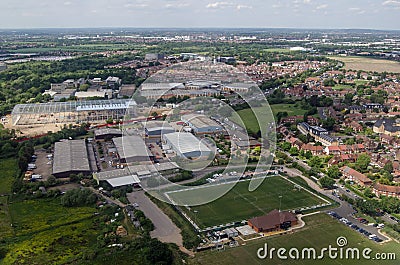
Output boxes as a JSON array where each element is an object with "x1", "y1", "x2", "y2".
[{"x1": 48, "y1": 183, "x2": 80, "y2": 192}]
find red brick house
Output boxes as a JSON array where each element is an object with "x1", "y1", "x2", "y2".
[
  {"x1": 340, "y1": 166, "x2": 373, "y2": 187},
  {"x1": 373, "y1": 184, "x2": 400, "y2": 199}
]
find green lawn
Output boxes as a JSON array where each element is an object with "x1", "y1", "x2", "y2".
[
  {"x1": 0, "y1": 158, "x2": 17, "y2": 195},
  {"x1": 270, "y1": 104, "x2": 309, "y2": 117},
  {"x1": 231, "y1": 104, "x2": 307, "y2": 133},
  {"x1": 170, "y1": 176, "x2": 325, "y2": 228},
  {"x1": 332, "y1": 84, "x2": 354, "y2": 90},
  {"x1": 189, "y1": 213, "x2": 400, "y2": 265}
]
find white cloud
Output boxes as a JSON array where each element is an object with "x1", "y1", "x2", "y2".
[
  {"x1": 206, "y1": 2, "x2": 234, "y2": 9},
  {"x1": 382, "y1": 0, "x2": 400, "y2": 6},
  {"x1": 303, "y1": 0, "x2": 311, "y2": 3},
  {"x1": 64, "y1": 1, "x2": 72, "y2": 6},
  {"x1": 165, "y1": 2, "x2": 190, "y2": 9},
  {"x1": 124, "y1": 3, "x2": 148, "y2": 8},
  {"x1": 316, "y1": 4, "x2": 328, "y2": 10},
  {"x1": 236, "y1": 4, "x2": 252, "y2": 10}
]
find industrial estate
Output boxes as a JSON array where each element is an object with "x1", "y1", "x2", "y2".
[{"x1": 0, "y1": 26, "x2": 400, "y2": 265}]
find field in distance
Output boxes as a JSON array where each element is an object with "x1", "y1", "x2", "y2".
[
  {"x1": 168, "y1": 176, "x2": 326, "y2": 229},
  {"x1": 329, "y1": 56, "x2": 400, "y2": 73}
]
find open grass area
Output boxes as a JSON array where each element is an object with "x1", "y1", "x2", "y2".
[
  {"x1": 1, "y1": 197, "x2": 100, "y2": 264},
  {"x1": 332, "y1": 84, "x2": 354, "y2": 90},
  {"x1": 9, "y1": 198, "x2": 95, "y2": 237},
  {"x1": 2, "y1": 217, "x2": 99, "y2": 265},
  {"x1": 189, "y1": 213, "x2": 400, "y2": 265},
  {"x1": 231, "y1": 104, "x2": 306, "y2": 133},
  {"x1": 270, "y1": 104, "x2": 308, "y2": 117},
  {"x1": 329, "y1": 56, "x2": 400, "y2": 73},
  {"x1": 0, "y1": 158, "x2": 17, "y2": 195},
  {"x1": 169, "y1": 176, "x2": 325, "y2": 229},
  {"x1": 0, "y1": 197, "x2": 13, "y2": 239}
]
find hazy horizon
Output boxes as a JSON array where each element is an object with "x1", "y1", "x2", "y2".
[{"x1": 1, "y1": 0, "x2": 400, "y2": 30}]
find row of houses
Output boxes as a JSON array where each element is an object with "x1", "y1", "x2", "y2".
[
  {"x1": 287, "y1": 136, "x2": 366, "y2": 156},
  {"x1": 340, "y1": 166, "x2": 400, "y2": 199}
]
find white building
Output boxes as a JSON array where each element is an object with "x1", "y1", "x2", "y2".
[{"x1": 162, "y1": 132, "x2": 212, "y2": 159}]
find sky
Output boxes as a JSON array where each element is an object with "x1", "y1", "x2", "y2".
[{"x1": 0, "y1": 0, "x2": 400, "y2": 30}]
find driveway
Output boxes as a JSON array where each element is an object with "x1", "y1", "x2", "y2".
[{"x1": 127, "y1": 191, "x2": 183, "y2": 246}]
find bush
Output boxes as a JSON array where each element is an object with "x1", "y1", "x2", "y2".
[{"x1": 61, "y1": 188, "x2": 97, "y2": 207}]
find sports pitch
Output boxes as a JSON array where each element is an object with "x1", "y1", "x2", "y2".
[{"x1": 167, "y1": 176, "x2": 327, "y2": 229}]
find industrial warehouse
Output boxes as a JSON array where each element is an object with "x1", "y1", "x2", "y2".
[
  {"x1": 181, "y1": 114, "x2": 223, "y2": 135},
  {"x1": 144, "y1": 121, "x2": 175, "y2": 138},
  {"x1": 52, "y1": 139, "x2": 92, "y2": 178},
  {"x1": 11, "y1": 99, "x2": 136, "y2": 125},
  {"x1": 113, "y1": 135, "x2": 153, "y2": 163},
  {"x1": 162, "y1": 132, "x2": 212, "y2": 159}
]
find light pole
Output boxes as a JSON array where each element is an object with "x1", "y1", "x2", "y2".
[
  {"x1": 279, "y1": 195, "x2": 282, "y2": 212},
  {"x1": 194, "y1": 210, "x2": 198, "y2": 225}
]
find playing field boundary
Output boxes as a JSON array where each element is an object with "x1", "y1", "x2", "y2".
[{"x1": 166, "y1": 175, "x2": 334, "y2": 232}]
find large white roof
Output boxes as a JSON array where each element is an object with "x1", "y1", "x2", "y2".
[{"x1": 163, "y1": 132, "x2": 211, "y2": 155}]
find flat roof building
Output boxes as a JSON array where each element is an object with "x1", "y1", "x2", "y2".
[
  {"x1": 53, "y1": 140, "x2": 91, "y2": 178},
  {"x1": 162, "y1": 132, "x2": 212, "y2": 159},
  {"x1": 93, "y1": 162, "x2": 179, "y2": 187},
  {"x1": 94, "y1": 128, "x2": 123, "y2": 140},
  {"x1": 181, "y1": 114, "x2": 223, "y2": 135},
  {"x1": 113, "y1": 135, "x2": 153, "y2": 163},
  {"x1": 144, "y1": 121, "x2": 175, "y2": 138}
]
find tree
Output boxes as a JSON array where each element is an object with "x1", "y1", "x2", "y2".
[
  {"x1": 289, "y1": 147, "x2": 299, "y2": 156},
  {"x1": 327, "y1": 165, "x2": 340, "y2": 179},
  {"x1": 344, "y1": 127, "x2": 354, "y2": 136},
  {"x1": 276, "y1": 111, "x2": 288, "y2": 123},
  {"x1": 281, "y1": 142, "x2": 291, "y2": 152},
  {"x1": 308, "y1": 156, "x2": 322, "y2": 168},
  {"x1": 364, "y1": 187, "x2": 375, "y2": 198},
  {"x1": 319, "y1": 176, "x2": 336, "y2": 189},
  {"x1": 322, "y1": 117, "x2": 336, "y2": 131},
  {"x1": 384, "y1": 162, "x2": 393, "y2": 174},
  {"x1": 356, "y1": 153, "x2": 371, "y2": 171}
]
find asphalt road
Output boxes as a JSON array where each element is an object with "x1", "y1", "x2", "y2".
[{"x1": 127, "y1": 191, "x2": 183, "y2": 246}]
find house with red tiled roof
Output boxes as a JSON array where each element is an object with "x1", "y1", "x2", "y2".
[
  {"x1": 340, "y1": 166, "x2": 373, "y2": 187},
  {"x1": 301, "y1": 144, "x2": 324, "y2": 156},
  {"x1": 373, "y1": 183, "x2": 400, "y2": 199}
]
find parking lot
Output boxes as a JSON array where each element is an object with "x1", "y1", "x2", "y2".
[
  {"x1": 31, "y1": 149, "x2": 52, "y2": 181},
  {"x1": 327, "y1": 211, "x2": 386, "y2": 243}
]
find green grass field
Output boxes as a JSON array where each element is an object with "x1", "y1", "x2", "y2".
[
  {"x1": 0, "y1": 158, "x2": 17, "y2": 195},
  {"x1": 332, "y1": 84, "x2": 354, "y2": 90},
  {"x1": 231, "y1": 104, "x2": 307, "y2": 133},
  {"x1": 2, "y1": 217, "x2": 99, "y2": 265},
  {"x1": 1, "y1": 197, "x2": 99, "y2": 264},
  {"x1": 0, "y1": 197, "x2": 13, "y2": 239},
  {"x1": 9, "y1": 198, "x2": 95, "y2": 237},
  {"x1": 169, "y1": 176, "x2": 325, "y2": 228},
  {"x1": 189, "y1": 213, "x2": 400, "y2": 265}
]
